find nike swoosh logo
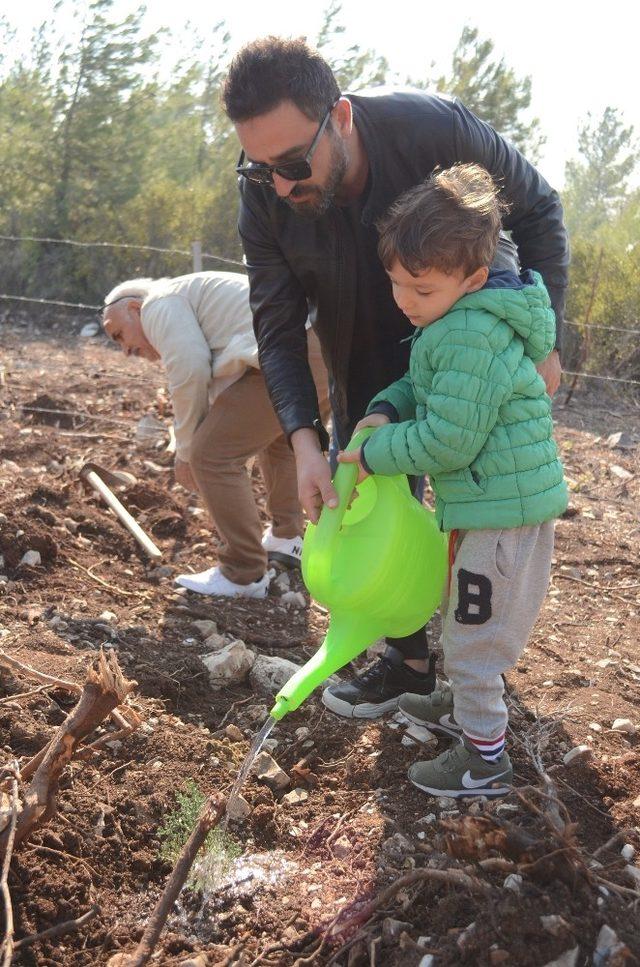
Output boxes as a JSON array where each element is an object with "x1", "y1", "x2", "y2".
[
  {"x1": 461, "y1": 769, "x2": 509, "y2": 789},
  {"x1": 439, "y1": 714, "x2": 460, "y2": 729}
]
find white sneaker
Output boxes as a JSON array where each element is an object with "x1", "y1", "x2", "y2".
[
  {"x1": 261, "y1": 527, "x2": 303, "y2": 568},
  {"x1": 174, "y1": 565, "x2": 271, "y2": 599}
]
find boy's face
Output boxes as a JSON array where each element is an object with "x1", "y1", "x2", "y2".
[{"x1": 387, "y1": 260, "x2": 487, "y2": 328}]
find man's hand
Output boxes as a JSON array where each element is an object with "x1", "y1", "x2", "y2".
[
  {"x1": 537, "y1": 349, "x2": 562, "y2": 397},
  {"x1": 291, "y1": 427, "x2": 337, "y2": 524},
  {"x1": 174, "y1": 458, "x2": 197, "y2": 491},
  {"x1": 353, "y1": 412, "x2": 391, "y2": 434},
  {"x1": 337, "y1": 446, "x2": 370, "y2": 485}
]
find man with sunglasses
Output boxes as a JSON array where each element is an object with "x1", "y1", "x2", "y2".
[{"x1": 222, "y1": 37, "x2": 569, "y2": 720}]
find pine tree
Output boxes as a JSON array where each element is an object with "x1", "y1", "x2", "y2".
[
  {"x1": 421, "y1": 26, "x2": 544, "y2": 160},
  {"x1": 564, "y1": 107, "x2": 637, "y2": 236}
]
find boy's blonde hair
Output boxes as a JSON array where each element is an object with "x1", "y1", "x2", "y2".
[{"x1": 377, "y1": 164, "x2": 508, "y2": 278}]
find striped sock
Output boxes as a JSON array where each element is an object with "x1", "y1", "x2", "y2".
[{"x1": 464, "y1": 731, "x2": 506, "y2": 763}]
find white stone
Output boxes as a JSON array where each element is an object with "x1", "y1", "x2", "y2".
[
  {"x1": 609, "y1": 464, "x2": 633, "y2": 481},
  {"x1": 542, "y1": 680, "x2": 554, "y2": 687},
  {"x1": 134, "y1": 413, "x2": 167, "y2": 448},
  {"x1": 540, "y1": 915, "x2": 570, "y2": 936},
  {"x1": 280, "y1": 590, "x2": 306, "y2": 608},
  {"x1": 563, "y1": 745, "x2": 591, "y2": 765},
  {"x1": 226, "y1": 794, "x2": 251, "y2": 820},
  {"x1": 418, "y1": 813, "x2": 437, "y2": 825},
  {"x1": 418, "y1": 957, "x2": 436, "y2": 967},
  {"x1": 596, "y1": 658, "x2": 616, "y2": 668},
  {"x1": 151, "y1": 760, "x2": 162, "y2": 771},
  {"x1": 203, "y1": 632, "x2": 227, "y2": 651},
  {"x1": 249, "y1": 654, "x2": 301, "y2": 695},
  {"x1": 405, "y1": 723, "x2": 437, "y2": 744},
  {"x1": 436, "y1": 797, "x2": 457, "y2": 809},
  {"x1": 503, "y1": 873, "x2": 523, "y2": 892},
  {"x1": 202, "y1": 640, "x2": 255, "y2": 684},
  {"x1": 612, "y1": 718, "x2": 636, "y2": 734},
  {"x1": 253, "y1": 751, "x2": 290, "y2": 790},
  {"x1": 621, "y1": 844, "x2": 635, "y2": 862},
  {"x1": 589, "y1": 722, "x2": 603, "y2": 732},
  {"x1": 332, "y1": 835, "x2": 352, "y2": 858},
  {"x1": 273, "y1": 571, "x2": 291, "y2": 592},
  {"x1": 417, "y1": 831, "x2": 426, "y2": 840},
  {"x1": 594, "y1": 924, "x2": 628, "y2": 965},
  {"x1": 282, "y1": 787, "x2": 308, "y2": 806},
  {"x1": 98, "y1": 610, "x2": 117, "y2": 622},
  {"x1": 606, "y1": 431, "x2": 636, "y2": 450},
  {"x1": 295, "y1": 727, "x2": 310, "y2": 741},
  {"x1": 18, "y1": 550, "x2": 41, "y2": 567},
  {"x1": 624, "y1": 865, "x2": 640, "y2": 887},
  {"x1": 401, "y1": 734, "x2": 416, "y2": 747},
  {"x1": 541, "y1": 948, "x2": 579, "y2": 967},
  {"x1": 193, "y1": 620, "x2": 218, "y2": 638},
  {"x1": 80, "y1": 321, "x2": 100, "y2": 337}
]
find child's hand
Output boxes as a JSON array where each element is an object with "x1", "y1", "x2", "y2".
[
  {"x1": 353, "y1": 412, "x2": 390, "y2": 434},
  {"x1": 337, "y1": 447, "x2": 370, "y2": 484}
]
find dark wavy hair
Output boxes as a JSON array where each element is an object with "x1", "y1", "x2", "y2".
[
  {"x1": 377, "y1": 164, "x2": 508, "y2": 278},
  {"x1": 222, "y1": 36, "x2": 340, "y2": 123}
]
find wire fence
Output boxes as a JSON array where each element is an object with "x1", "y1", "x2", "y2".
[
  {"x1": 1, "y1": 233, "x2": 639, "y2": 388},
  {"x1": 0, "y1": 233, "x2": 245, "y2": 269}
]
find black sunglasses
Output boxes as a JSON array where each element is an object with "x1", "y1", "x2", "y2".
[{"x1": 236, "y1": 104, "x2": 335, "y2": 186}]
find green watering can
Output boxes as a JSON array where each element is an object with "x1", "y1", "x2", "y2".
[{"x1": 269, "y1": 429, "x2": 448, "y2": 721}]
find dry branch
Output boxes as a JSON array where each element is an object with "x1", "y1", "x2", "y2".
[
  {"x1": 119, "y1": 794, "x2": 226, "y2": 967},
  {"x1": 13, "y1": 904, "x2": 100, "y2": 952},
  {"x1": 0, "y1": 650, "x2": 136, "y2": 857},
  {"x1": 0, "y1": 650, "x2": 82, "y2": 694},
  {"x1": 0, "y1": 761, "x2": 19, "y2": 967},
  {"x1": 294, "y1": 867, "x2": 491, "y2": 966}
]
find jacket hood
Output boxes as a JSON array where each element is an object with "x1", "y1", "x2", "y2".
[{"x1": 454, "y1": 270, "x2": 555, "y2": 362}]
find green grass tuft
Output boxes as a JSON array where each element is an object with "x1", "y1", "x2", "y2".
[{"x1": 158, "y1": 781, "x2": 241, "y2": 886}]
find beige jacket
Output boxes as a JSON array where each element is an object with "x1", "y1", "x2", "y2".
[{"x1": 140, "y1": 271, "x2": 258, "y2": 461}]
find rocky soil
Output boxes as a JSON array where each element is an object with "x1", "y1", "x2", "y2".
[{"x1": 0, "y1": 311, "x2": 639, "y2": 966}]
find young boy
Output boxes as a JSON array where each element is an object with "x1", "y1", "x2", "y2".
[{"x1": 337, "y1": 164, "x2": 568, "y2": 798}]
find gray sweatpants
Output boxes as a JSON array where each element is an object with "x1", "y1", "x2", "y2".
[{"x1": 442, "y1": 523, "x2": 555, "y2": 741}]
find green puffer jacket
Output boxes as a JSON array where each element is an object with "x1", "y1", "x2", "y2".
[{"x1": 362, "y1": 271, "x2": 568, "y2": 531}]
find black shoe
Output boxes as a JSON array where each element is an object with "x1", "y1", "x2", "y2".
[{"x1": 321, "y1": 647, "x2": 437, "y2": 719}]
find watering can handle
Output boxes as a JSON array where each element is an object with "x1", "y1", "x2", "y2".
[{"x1": 313, "y1": 427, "x2": 374, "y2": 546}]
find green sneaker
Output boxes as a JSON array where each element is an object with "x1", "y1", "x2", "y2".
[
  {"x1": 399, "y1": 683, "x2": 463, "y2": 739},
  {"x1": 408, "y1": 740, "x2": 513, "y2": 798}
]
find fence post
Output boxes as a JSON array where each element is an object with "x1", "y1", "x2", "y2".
[{"x1": 191, "y1": 240, "x2": 202, "y2": 273}]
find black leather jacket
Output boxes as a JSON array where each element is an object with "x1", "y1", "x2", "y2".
[{"x1": 239, "y1": 90, "x2": 569, "y2": 444}]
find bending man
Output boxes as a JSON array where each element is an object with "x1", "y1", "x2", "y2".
[{"x1": 102, "y1": 270, "x2": 329, "y2": 598}]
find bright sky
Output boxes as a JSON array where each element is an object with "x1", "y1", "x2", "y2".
[{"x1": 7, "y1": 0, "x2": 638, "y2": 189}]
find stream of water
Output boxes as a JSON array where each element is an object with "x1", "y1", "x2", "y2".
[{"x1": 223, "y1": 715, "x2": 276, "y2": 826}]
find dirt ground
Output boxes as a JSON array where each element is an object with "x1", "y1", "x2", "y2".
[{"x1": 0, "y1": 310, "x2": 639, "y2": 967}]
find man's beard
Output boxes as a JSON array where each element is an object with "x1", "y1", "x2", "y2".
[{"x1": 284, "y1": 131, "x2": 348, "y2": 218}]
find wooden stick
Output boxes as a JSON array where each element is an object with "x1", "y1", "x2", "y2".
[
  {"x1": 0, "y1": 761, "x2": 19, "y2": 967},
  {"x1": 80, "y1": 466, "x2": 162, "y2": 559},
  {"x1": 13, "y1": 904, "x2": 100, "y2": 951},
  {"x1": 122, "y1": 795, "x2": 225, "y2": 966}
]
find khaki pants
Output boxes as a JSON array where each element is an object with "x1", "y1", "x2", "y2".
[{"x1": 190, "y1": 331, "x2": 330, "y2": 585}]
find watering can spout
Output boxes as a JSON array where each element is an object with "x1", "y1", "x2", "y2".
[{"x1": 270, "y1": 616, "x2": 369, "y2": 721}]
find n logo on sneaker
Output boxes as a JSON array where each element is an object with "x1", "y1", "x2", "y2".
[{"x1": 461, "y1": 769, "x2": 509, "y2": 789}]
